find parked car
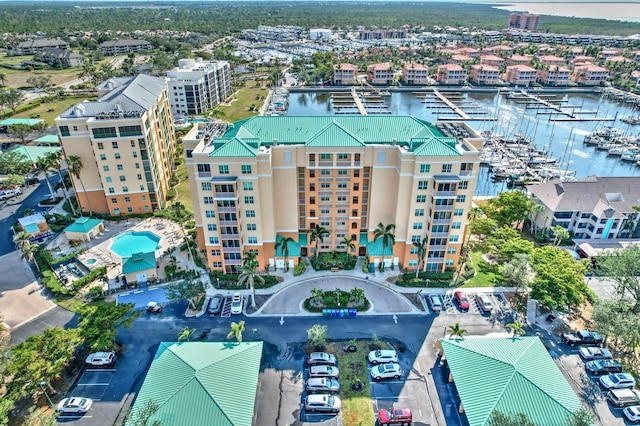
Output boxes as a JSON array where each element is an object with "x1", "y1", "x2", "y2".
[
  {"x1": 367, "y1": 349, "x2": 398, "y2": 365},
  {"x1": 0, "y1": 189, "x2": 18, "y2": 201},
  {"x1": 309, "y1": 365, "x2": 339, "y2": 379},
  {"x1": 585, "y1": 359, "x2": 622, "y2": 375},
  {"x1": 56, "y1": 397, "x2": 93, "y2": 414},
  {"x1": 146, "y1": 301, "x2": 162, "y2": 313},
  {"x1": 207, "y1": 294, "x2": 224, "y2": 316},
  {"x1": 22, "y1": 176, "x2": 39, "y2": 186},
  {"x1": 378, "y1": 408, "x2": 413, "y2": 425},
  {"x1": 579, "y1": 347, "x2": 612, "y2": 361},
  {"x1": 306, "y1": 378, "x2": 340, "y2": 394},
  {"x1": 453, "y1": 291, "x2": 470, "y2": 310},
  {"x1": 476, "y1": 294, "x2": 493, "y2": 312},
  {"x1": 561, "y1": 330, "x2": 603, "y2": 347},
  {"x1": 370, "y1": 363, "x2": 403, "y2": 380},
  {"x1": 428, "y1": 295, "x2": 442, "y2": 313},
  {"x1": 304, "y1": 394, "x2": 341, "y2": 413},
  {"x1": 623, "y1": 405, "x2": 640, "y2": 422},
  {"x1": 307, "y1": 352, "x2": 337, "y2": 366},
  {"x1": 231, "y1": 293, "x2": 243, "y2": 314},
  {"x1": 85, "y1": 351, "x2": 116, "y2": 367},
  {"x1": 600, "y1": 373, "x2": 636, "y2": 390},
  {"x1": 608, "y1": 388, "x2": 640, "y2": 407}
]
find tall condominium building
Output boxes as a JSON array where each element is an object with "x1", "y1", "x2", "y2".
[
  {"x1": 167, "y1": 58, "x2": 232, "y2": 118},
  {"x1": 184, "y1": 116, "x2": 482, "y2": 274},
  {"x1": 56, "y1": 74, "x2": 176, "y2": 215},
  {"x1": 508, "y1": 12, "x2": 540, "y2": 32}
]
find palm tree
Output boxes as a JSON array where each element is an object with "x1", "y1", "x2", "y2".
[
  {"x1": 275, "y1": 236, "x2": 295, "y2": 271},
  {"x1": 552, "y1": 226, "x2": 570, "y2": 246},
  {"x1": 448, "y1": 322, "x2": 467, "y2": 339},
  {"x1": 67, "y1": 155, "x2": 92, "y2": 216},
  {"x1": 238, "y1": 260, "x2": 264, "y2": 308},
  {"x1": 170, "y1": 202, "x2": 193, "y2": 260},
  {"x1": 36, "y1": 155, "x2": 56, "y2": 200},
  {"x1": 530, "y1": 203, "x2": 544, "y2": 234},
  {"x1": 507, "y1": 321, "x2": 526, "y2": 337},
  {"x1": 310, "y1": 288, "x2": 324, "y2": 305},
  {"x1": 465, "y1": 207, "x2": 482, "y2": 247},
  {"x1": 310, "y1": 226, "x2": 330, "y2": 255},
  {"x1": 13, "y1": 231, "x2": 30, "y2": 251},
  {"x1": 19, "y1": 241, "x2": 40, "y2": 273},
  {"x1": 242, "y1": 250, "x2": 257, "y2": 267},
  {"x1": 227, "y1": 320, "x2": 245, "y2": 343},
  {"x1": 177, "y1": 326, "x2": 195, "y2": 342},
  {"x1": 373, "y1": 222, "x2": 396, "y2": 272},
  {"x1": 341, "y1": 236, "x2": 356, "y2": 253},
  {"x1": 45, "y1": 152, "x2": 76, "y2": 216},
  {"x1": 413, "y1": 236, "x2": 428, "y2": 278}
]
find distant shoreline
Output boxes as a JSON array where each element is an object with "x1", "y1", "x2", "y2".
[{"x1": 491, "y1": 2, "x2": 640, "y2": 23}]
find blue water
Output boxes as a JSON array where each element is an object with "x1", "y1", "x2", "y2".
[
  {"x1": 110, "y1": 231, "x2": 160, "y2": 257},
  {"x1": 287, "y1": 91, "x2": 640, "y2": 195}
]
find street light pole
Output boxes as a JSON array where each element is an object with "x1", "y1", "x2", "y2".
[
  {"x1": 39, "y1": 381, "x2": 54, "y2": 408},
  {"x1": 442, "y1": 326, "x2": 447, "y2": 340},
  {"x1": 252, "y1": 328, "x2": 257, "y2": 340}
]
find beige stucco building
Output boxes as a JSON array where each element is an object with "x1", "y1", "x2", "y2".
[
  {"x1": 184, "y1": 116, "x2": 482, "y2": 274},
  {"x1": 56, "y1": 74, "x2": 177, "y2": 215}
]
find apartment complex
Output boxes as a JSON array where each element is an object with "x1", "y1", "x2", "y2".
[
  {"x1": 572, "y1": 64, "x2": 610, "y2": 85},
  {"x1": 528, "y1": 176, "x2": 640, "y2": 240},
  {"x1": 166, "y1": 58, "x2": 232, "y2": 117},
  {"x1": 503, "y1": 65, "x2": 538, "y2": 86},
  {"x1": 469, "y1": 65, "x2": 500, "y2": 85},
  {"x1": 508, "y1": 12, "x2": 540, "y2": 31},
  {"x1": 11, "y1": 38, "x2": 70, "y2": 55},
  {"x1": 332, "y1": 63, "x2": 358, "y2": 85},
  {"x1": 366, "y1": 63, "x2": 394, "y2": 85},
  {"x1": 56, "y1": 74, "x2": 176, "y2": 215},
  {"x1": 436, "y1": 64, "x2": 467, "y2": 85},
  {"x1": 183, "y1": 116, "x2": 482, "y2": 274},
  {"x1": 98, "y1": 39, "x2": 152, "y2": 56},
  {"x1": 402, "y1": 63, "x2": 429, "y2": 85}
]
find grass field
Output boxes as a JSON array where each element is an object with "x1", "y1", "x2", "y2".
[
  {"x1": 462, "y1": 250, "x2": 504, "y2": 288},
  {"x1": 218, "y1": 82, "x2": 269, "y2": 122},
  {"x1": 14, "y1": 96, "x2": 93, "y2": 125},
  {"x1": 173, "y1": 161, "x2": 193, "y2": 214}
]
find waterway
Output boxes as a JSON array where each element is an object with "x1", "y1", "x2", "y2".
[{"x1": 286, "y1": 90, "x2": 640, "y2": 196}]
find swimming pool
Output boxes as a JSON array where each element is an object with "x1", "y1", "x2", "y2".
[
  {"x1": 110, "y1": 231, "x2": 160, "y2": 258},
  {"x1": 85, "y1": 258, "x2": 97, "y2": 265}
]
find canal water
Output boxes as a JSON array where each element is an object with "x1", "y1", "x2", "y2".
[{"x1": 286, "y1": 91, "x2": 640, "y2": 196}]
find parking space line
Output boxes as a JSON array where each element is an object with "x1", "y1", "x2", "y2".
[
  {"x1": 134, "y1": 290, "x2": 143, "y2": 294},
  {"x1": 77, "y1": 383, "x2": 110, "y2": 386},
  {"x1": 374, "y1": 396, "x2": 411, "y2": 399},
  {"x1": 85, "y1": 368, "x2": 116, "y2": 372}
]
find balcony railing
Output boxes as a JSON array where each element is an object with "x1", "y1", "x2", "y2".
[
  {"x1": 460, "y1": 170, "x2": 473, "y2": 176},
  {"x1": 198, "y1": 171, "x2": 212, "y2": 178},
  {"x1": 434, "y1": 191, "x2": 456, "y2": 197},
  {"x1": 318, "y1": 160, "x2": 333, "y2": 167},
  {"x1": 336, "y1": 161, "x2": 351, "y2": 167},
  {"x1": 217, "y1": 206, "x2": 237, "y2": 213},
  {"x1": 434, "y1": 205, "x2": 454, "y2": 211},
  {"x1": 215, "y1": 192, "x2": 236, "y2": 198}
]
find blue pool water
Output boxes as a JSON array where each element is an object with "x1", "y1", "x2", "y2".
[
  {"x1": 110, "y1": 231, "x2": 160, "y2": 257},
  {"x1": 85, "y1": 258, "x2": 97, "y2": 265}
]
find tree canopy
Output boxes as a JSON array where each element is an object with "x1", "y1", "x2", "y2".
[
  {"x1": 597, "y1": 245, "x2": 640, "y2": 313},
  {"x1": 483, "y1": 191, "x2": 533, "y2": 228},
  {"x1": 78, "y1": 302, "x2": 139, "y2": 351},
  {"x1": 484, "y1": 226, "x2": 534, "y2": 262}
]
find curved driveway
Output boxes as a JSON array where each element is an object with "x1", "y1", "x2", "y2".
[{"x1": 258, "y1": 275, "x2": 417, "y2": 315}]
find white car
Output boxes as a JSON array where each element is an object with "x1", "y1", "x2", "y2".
[
  {"x1": 476, "y1": 294, "x2": 493, "y2": 312},
  {"x1": 623, "y1": 405, "x2": 640, "y2": 422},
  {"x1": 85, "y1": 351, "x2": 116, "y2": 367},
  {"x1": 231, "y1": 293, "x2": 243, "y2": 314},
  {"x1": 600, "y1": 373, "x2": 636, "y2": 390},
  {"x1": 367, "y1": 349, "x2": 398, "y2": 365},
  {"x1": 309, "y1": 365, "x2": 339, "y2": 379},
  {"x1": 56, "y1": 397, "x2": 93, "y2": 414},
  {"x1": 579, "y1": 347, "x2": 612, "y2": 361},
  {"x1": 370, "y1": 363, "x2": 403, "y2": 380}
]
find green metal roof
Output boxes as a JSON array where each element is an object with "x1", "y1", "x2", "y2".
[
  {"x1": 64, "y1": 217, "x2": 103, "y2": 234},
  {"x1": 209, "y1": 116, "x2": 458, "y2": 157},
  {"x1": 0, "y1": 118, "x2": 43, "y2": 126},
  {"x1": 7, "y1": 145, "x2": 60, "y2": 163},
  {"x1": 122, "y1": 251, "x2": 156, "y2": 274},
  {"x1": 275, "y1": 235, "x2": 301, "y2": 257},
  {"x1": 33, "y1": 134, "x2": 60, "y2": 145},
  {"x1": 127, "y1": 341, "x2": 263, "y2": 426},
  {"x1": 441, "y1": 336, "x2": 584, "y2": 426}
]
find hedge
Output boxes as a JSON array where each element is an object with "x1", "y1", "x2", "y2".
[
  {"x1": 394, "y1": 271, "x2": 456, "y2": 288},
  {"x1": 210, "y1": 270, "x2": 279, "y2": 290},
  {"x1": 294, "y1": 260, "x2": 306, "y2": 276}
]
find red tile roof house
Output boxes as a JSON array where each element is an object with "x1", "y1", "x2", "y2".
[
  {"x1": 507, "y1": 54, "x2": 532, "y2": 66},
  {"x1": 366, "y1": 63, "x2": 394, "y2": 85},
  {"x1": 503, "y1": 64, "x2": 537, "y2": 86},
  {"x1": 470, "y1": 64, "x2": 500, "y2": 85},
  {"x1": 451, "y1": 54, "x2": 473, "y2": 65},
  {"x1": 571, "y1": 55, "x2": 596, "y2": 66},
  {"x1": 437, "y1": 64, "x2": 468, "y2": 85},
  {"x1": 572, "y1": 64, "x2": 610, "y2": 85},
  {"x1": 538, "y1": 66, "x2": 571, "y2": 86},
  {"x1": 538, "y1": 55, "x2": 566, "y2": 67},
  {"x1": 402, "y1": 63, "x2": 429, "y2": 85},
  {"x1": 332, "y1": 63, "x2": 358, "y2": 85},
  {"x1": 479, "y1": 55, "x2": 505, "y2": 68}
]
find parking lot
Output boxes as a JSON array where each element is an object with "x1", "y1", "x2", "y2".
[
  {"x1": 424, "y1": 291, "x2": 514, "y2": 318},
  {"x1": 56, "y1": 369, "x2": 116, "y2": 422}
]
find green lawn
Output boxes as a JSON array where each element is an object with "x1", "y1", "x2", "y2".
[
  {"x1": 173, "y1": 161, "x2": 193, "y2": 214},
  {"x1": 461, "y1": 250, "x2": 504, "y2": 288},
  {"x1": 218, "y1": 83, "x2": 268, "y2": 122},
  {"x1": 15, "y1": 95, "x2": 92, "y2": 125}
]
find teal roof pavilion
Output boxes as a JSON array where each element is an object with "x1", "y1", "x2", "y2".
[
  {"x1": 209, "y1": 116, "x2": 459, "y2": 157},
  {"x1": 122, "y1": 251, "x2": 156, "y2": 274},
  {"x1": 441, "y1": 336, "x2": 585, "y2": 426},
  {"x1": 127, "y1": 341, "x2": 263, "y2": 426},
  {"x1": 64, "y1": 217, "x2": 103, "y2": 234}
]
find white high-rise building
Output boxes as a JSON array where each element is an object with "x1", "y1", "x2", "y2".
[{"x1": 166, "y1": 58, "x2": 231, "y2": 118}]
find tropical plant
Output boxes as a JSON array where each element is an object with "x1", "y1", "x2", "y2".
[
  {"x1": 310, "y1": 226, "x2": 330, "y2": 254},
  {"x1": 448, "y1": 322, "x2": 467, "y2": 339},
  {"x1": 349, "y1": 287, "x2": 365, "y2": 303},
  {"x1": 307, "y1": 324, "x2": 329, "y2": 349},
  {"x1": 67, "y1": 155, "x2": 92, "y2": 215},
  {"x1": 177, "y1": 326, "x2": 195, "y2": 342},
  {"x1": 238, "y1": 260, "x2": 264, "y2": 308},
  {"x1": 551, "y1": 225, "x2": 570, "y2": 246},
  {"x1": 19, "y1": 240, "x2": 40, "y2": 273},
  {"x1": 506, "y1": 320, "x2": 525, "y2": 337},
  {"x1": 341, "y1": 236, "x2": 355, "y2": 253},
  {"x1": 227, "y1": 320, "x2": 245, "y2": 343},
  {"x1": 45, "y1": 151, "x2": 76, "y2": 216},
  {"x1": 275, "y1": 236, "x2": 295, "y2": 271},
  {"x1": 36, "y1": 155, "x2": 56, "y2": 200},
  {"x1": 373, "y1": 222, "x2": 396, "y2": 271},
  {"x1": 413, "y1": 236, "x2": 428, "y2": 278},
  {"x1": 310, "y1": 288, "x2": 323, "y2": 305},
  {"x1": 170, "y1": 202, "x2": 194, "y2": 260}
]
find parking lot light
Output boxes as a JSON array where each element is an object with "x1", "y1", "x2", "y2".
[
  {"x1": 252, "y1": 328, "x2": 257, "y2": 340},
  {"x1": 442, "y1": 326, "x2": 447, "y2": 339},
  {"x1": 39, "y1": 381, "x2": 54, "y2": 408}
]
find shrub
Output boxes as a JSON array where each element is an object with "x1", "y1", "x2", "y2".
[
  {"x1": 394, "y1": 271, "x2": 455, "y2": 288},
  {"x1": 41, "y1": 270, "x2": 73, "y2": 295},
  {"x1": 294, "y1": 261, "x2": 306, "y2": 276}
]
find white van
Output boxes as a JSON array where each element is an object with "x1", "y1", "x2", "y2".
[
  {"x1": 607, "y1": 388, "x2": 640, "y2": 407},
  {"x1": 428, "y1": 295, "x2": 443, "y2": 313}
]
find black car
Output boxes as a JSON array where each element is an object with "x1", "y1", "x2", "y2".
[
  {"x1": 207, "y1": 294, "x2": 224, "y2": 316},
  {"x1": 22, "y1": 176, "x2": 39, "y2": 186},
  {"x1": 585, "y1": 359, "x2": 622, "y2": 375}
]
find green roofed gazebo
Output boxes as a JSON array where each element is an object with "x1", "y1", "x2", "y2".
[
  {"x1": 64, "y1": 217, "x2": 104, "y2": 242},
  {"x1": 127, "y1": 341, "x2": 263, "y2": 426},
  {"x1": 33, "y1": 134, "x2": 60, "y2": 146},
  {"x1": 441, "y1": 336, "x2": 585, "y2": 426},
  {"x1": 122, "y1": 251, "x2": 156, "y2": 284},
  {"x1": 0, "y1": 118, "x2": 43, "y2": 127}
]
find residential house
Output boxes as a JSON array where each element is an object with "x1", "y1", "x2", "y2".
[
  {"x1": 469, "y1": 65, "x2": 500, "y2": 85},
  {"x1": 437, "y1": 64, "x2": 467, "y2": 85},
  {"x1": 332, "y1": 63, "x2": 358, "y2": 85},
  {"x1": 479, "y1": 55, "x2": 505, "y2": 68},
  {"x1": 402, "y1": 63, "x2": 429, "y2": 85},
  {"x1": 451, "y1": 55, "x2": 473, "y2": 66},
  {"x1": 99, "y1": 39, "x2": 152, "y2": 56},
  {"x1": 366, "y1": 63, "x2": 394, "y2": 85},
  {"x1": 538, "y1": 66, "x2": 571, "y2": 86},
  {"x1": 39, "y1": 49, "x2": 84, "y2": 68},
  {"x1": 503, "y1": 65, "x2": 537, "y2": 86},
  {"x1": 538, "y1": 55, "x2": 566, "y2": 67},
  {"x1": 507, "y1": 54, "x2": 532, "y2": 66},
  {"x1": 11, "y1": 38, "x2": 69, "y2": 55},
  {"x1": 572, "y1": 64, "x2": 609, "y2": 85}
]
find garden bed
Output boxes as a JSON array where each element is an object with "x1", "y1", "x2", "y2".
[{"x1": 303, "y1": 288, "x2": 369, "y2": 313}]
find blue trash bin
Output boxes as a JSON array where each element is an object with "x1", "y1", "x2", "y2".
[
  {"x1": 331, "y1": 309, "x2": 338, "y2": 317},
  {"x1": 349, "y1": 308, "x2": 357, "y2": 316},
  {"x1": 322, "y1": 309, "x2": 328, "y2": 317},
  {"x1": 338, "y1": 309, "x2": 344, "y2": 317}
]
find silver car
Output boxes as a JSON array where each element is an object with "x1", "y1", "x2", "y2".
[
  {"x1": 368, "y1": 349, "x2": 398, "y2": 365},
  {"x1": 600, "y1": 373, "x2": 636, "y2": 390},
  {"x1": 370, "y1": 363, "x2": 403, "y2": 380},
  {"x1": 476, "y1": 294, "x2": 493, "y2": 312},
  {"x1": 428, "y1": 295, "x2": 442, "y2": 312},
  {"x1": 304, "y1": 394, "x2": 341, "y2": 413},
  {"x1": 56, "y1": 397, "x2": 92, "y2": 414},
  {"x1": 306, "y1": 378, "x2": 340, "y2": 394},
  {"x1": 309, "y1": 365, "x2": 339, "y2": 379},
  {"x1": 579, "y1": 347, "x2": 612, "y2": 361}
]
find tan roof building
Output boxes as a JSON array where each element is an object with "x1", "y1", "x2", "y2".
[
  {"x1": 402, "y1": 63, "x2": 429, "y2": 85},
  {"x1": 56, "y1": 74, "x2": 177, "y2": 215},
  {"x1": 538, "y1": 55, "x2": 566, "y2": 67},
  {"x1": 437, "y1": 64, "x2": 467, "y2": 85},
  {"x1": 572, "y1": 64, "x2": 609, "y2": 86},
  {"x1": 469, "y1": 65, "x2": 500, "y2": 85},
  {"x1": 366, "y1": 63, "x2": 394, "y2": 85},
  {"x1": 332, "y1": 63, "x2": 358, "y2": 85},
  {"x1": 538, "y1": 66, "x2": 571, "y2": 86},
  {"x1": 503, "y1": 65, "x2": 537, "y2": 86},
  {"x1": 507, "y1": 54, "x2": 532, "y2": 66},
  {"x1": 183, "y1": 116, "x2": 482, "y2": 273},
  {"x1": 479, "y1": 55, "x2": 505, "y2": 68}
]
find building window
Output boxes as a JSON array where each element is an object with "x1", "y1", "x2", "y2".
[
  {"x1": 244, "y1": 196, "x2": 254, "y2": 204},
  {"x1": 452, "y1": 222, "x2": 461, "y2": 229},
  {"x1": 144, "y1": 205, "x2": 149, "y2": 211},
  {"x1": 119, "y1": 175, "x2": 126, "y2": 182},
  {"x1": 97, "y1": 142, "x2": 104, "y2": 150},
  {"x1": 321, "y1": 182, "x2": 331, "y2": 189},
  {"x1": 411, "y1": 235, "x2": 421, "y2": 243},
  {"x1": 124, "y1": 197, "x2": 131, "y2": 203},
  {"x1": 103, "y1": 165, "x2": 110, "y2": 172},
  {"x1": 207, "y1": 224, "x2": 217, "y2": 231},
  {"x1": 352, "y1": 196, "x2": 359, "y2": 204},
  {"x1": 248, "y1": 237, "x2": 258, "y2": 244},
  {"x1": 219, "y1": 165, "x2": 229, "y2": 175},
  {"x1": 416, "y1": 195, "x2": 426, "y2": 203},
  {"x1": 105, "y1": 176, "x2": 112, "y2": 183},
  {"x1": 321, "y1": 209, "x2": 330, "y2": 215},
  {"x1": 418, "y1": 181, "x2": 428, "y2": 190},
  {"x1": 410, "y1": 247, "x2": 419, "y2": 254},
  {"x1": 241, "y1": 165, "x2": 252, "y2": 174},
  {"x1": 337, "y1": 183, "x2": 347, "y2": 189},
  {"x1": 246, "y1": 210, "x2": 256, "y2": 218},
  {"x1": 378, "y1": 152, "x2": 386, "y2": 163},
  {"x1": 459, "y1": 181, "x2": 469, "y2": 190},
  {"x1": 202, "y1": 182, "x2": 212, "y2": 191},
  {"x1": 127, "y1": 207, "x2": 133, "y2": 213},
  {"x1": 205, "y1": 210, "x2": 216, "y2": 218},
  {"x1": 420, "y1": 164, "x2": 430, "y2": 173},
  {"x1": 92, "y1": 127, "x2": 117, "y2": 139},
  {"x1": 212, "y1": 261, "x2": 222, "y2": 268},
  {"x1": 135, "y1": 163, "x2": 140, "y2": 169},
  {"x1": 449, "y1": 235, "x2": 459, "y2": 242},
  {"x1": 137, "y1": 174, "x2": 142, "y2": 180},
  {"x1": 446, "y1": 259, "x2": 454, "y2": 266},
  {"x1": 142, "y1": 195, "x2": 146, "y2": 200},
  {"x1": 413, "y1": 222, "x2": 423, "y2": 230},
  {"x1": 130, "y1": 140, "x2": 136, "y2": 147},
  {"x1": 454, "y1": 208, "x2": 464, "y2": 216},
  {"x1": 132, "y1": 151, "x2": 138, "y2": 158},
  {"x1": 111, "y1": 141, "x2": 119, "y2": 149},
  {"x1": 447, "y1": 247, "x2": 457, "y2": 254},
  {"x1": 338, "y1": 170, "x2": 348, "y2": 175},
  {"x1": 59, "y1": 126, "x2": 70, "y2": 136},
  {"x1": 247, "y1": 224, "x2": 256, "y2": 231},
  {"x1": 408, "y1": 260, "x2": 418, "y2": 267},
  {"x1": 442, "y1": 164, "x2": 452, "y2": 173},
  {"x1": 204, "y1": 196, "x2": 214, "y2": 204},
  {"x1": 108, "y1": 187, "x2": 115, "y2": 194},
  {"x1": 321, "y1": 169, "x2": 331, "y2": 175},
  {"x1": 111, "y1": 198, "x2": 117, "y2": 204},
  {"x1": 114, "y1": 208, "x2": 120, "y2": 214},
  {"x1": 209, "y1": 237, "x2": 219, "y2": 244},
  {"x1": 99, "y1": 154, "x2": 107, "y2": 161},
  {"x1": 320, "y1": 153, "x2": 331, "y2": 160},
  {"x1": 140, "y1": 185, "x2": 144, "y2": 191},
  {"x1": 117, "y1": 164, "x2": 123, "y2": 170},
  {"x1": 456, "y1": 195, "x2": 466, "y2": 203},
  {"x1": 122, "y1": 186, "x2": 129, "y2": 192},
  {"x1": 284, "y1": 151, "x2": 292, "y2": 164},
  {"x1": 210, "y1": 249, "x2": 221, "y2": 256},
  {"x1": 243, "y1": 182, "x2": 253, "y2": 191},
  {"x1": 415, "y1": 208, "x2": 425, "y2": 217}
]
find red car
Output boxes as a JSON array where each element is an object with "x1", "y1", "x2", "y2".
[
  {"x1": 453, "y1": 291, "x2": 470, "y2": 310},
  {"x1": 378, "y1": 408, "x2": 413, "y2": 425}
]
